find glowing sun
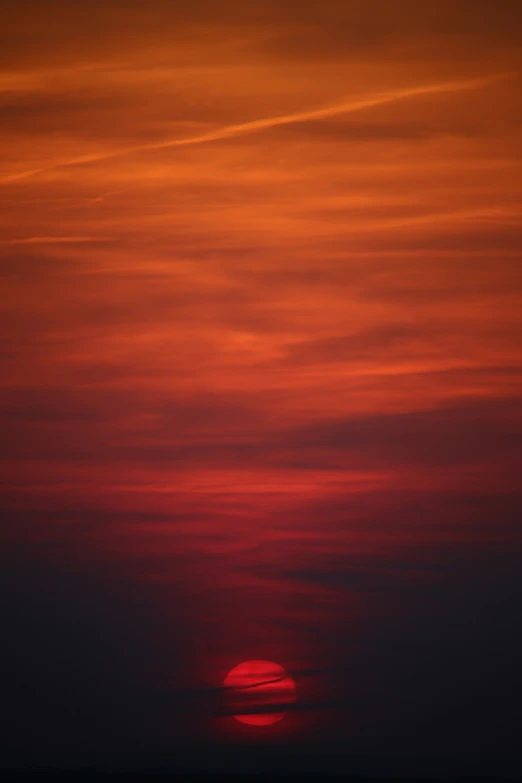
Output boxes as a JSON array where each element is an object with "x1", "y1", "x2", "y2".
[{"x1": 223, "y1": 659, "x2": 296, "y2": 725}]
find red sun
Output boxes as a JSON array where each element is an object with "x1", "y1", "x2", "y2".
[{"x1": 223, "y1": 660, "x2": 296, "y2": 726}]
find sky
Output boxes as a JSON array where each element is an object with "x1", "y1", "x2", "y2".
[{"x1": 1, "y1": 0, "x2": 521, "y2": 775}]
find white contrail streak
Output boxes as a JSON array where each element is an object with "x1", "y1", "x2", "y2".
[{"x1": 1, "y1": 75, "x2": 508, "y2": 184}]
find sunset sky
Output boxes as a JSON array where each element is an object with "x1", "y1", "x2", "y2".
[{"x1": 1, "y1": 1, "x2": 521, "y2": 775}]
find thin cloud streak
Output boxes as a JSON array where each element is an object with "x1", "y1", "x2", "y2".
[
  {"x1": 0, "y1": 74, "x2": 508, "y2": 183},
  {"x1": 1, "y1": 236, "x2": 113, "y2": 245}
]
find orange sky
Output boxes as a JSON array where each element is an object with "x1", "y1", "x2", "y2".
[{"x1": 1, "y1": 0, "x2": 522, "y2": 762}]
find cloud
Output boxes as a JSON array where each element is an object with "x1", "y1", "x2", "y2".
[
  {"x1": 1, "y1": 236, "x2": 112, "y2": 244},
  {"x1": 1, "y1": 74, "x2": 505, "y2": 183},
  {"x1": 0, "y1": 542, "x2": 198, "y2": 757},
  {"x1": 283, "y1": 396, "x2": 522, "y2": 469}
]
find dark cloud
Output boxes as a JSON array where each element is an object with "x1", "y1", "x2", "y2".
[
  {"x1": 2, "y1": 0, "x2": 521, "y2": 73},
  {"x1": 284, "y1": 396, "x2": 522, "y2": 468},
  {"x1": 225, "y1": 518, "x2": 522, "y2": 765},
  {"x1": 282, "y1": 323, "x2": 443, "y2": 365},
  {"x1": 0, "y1": 542, "x2": 199, "y2": 761},
  {"x1": 335, "y1": 544, "x2": 522, "y2": 763},
  {"x1": 2, "y1": 383, "x2": 521, "y2": 476}
]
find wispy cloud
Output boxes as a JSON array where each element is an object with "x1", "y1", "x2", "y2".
[
  {"x1": 1, "y1": 235, "x2": 112, "y2": 244},
  {"x1": 0, "y1": 74, "x2": 507, "y2": 183}
]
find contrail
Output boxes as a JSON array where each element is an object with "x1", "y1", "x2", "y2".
[
  {"x1": 1, "y1": 74, "x2": 508, "y2": 184},
  {"x1": 0, "y1": 235, "x2": 112, "y2": 244}
]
